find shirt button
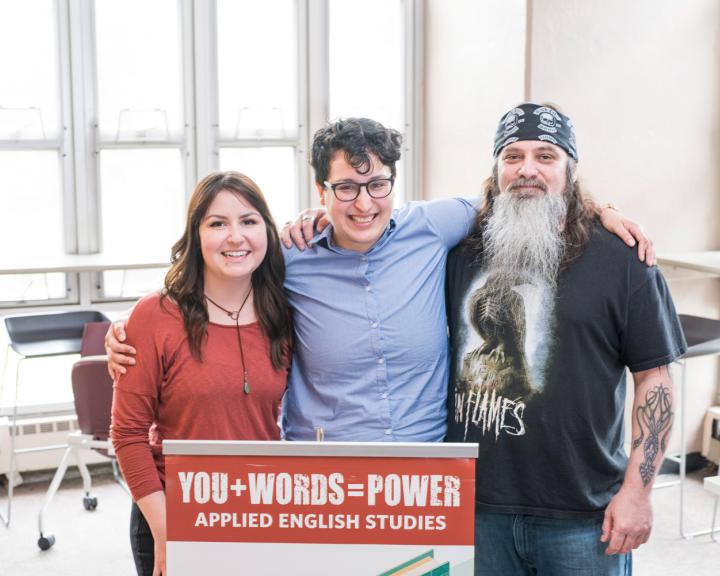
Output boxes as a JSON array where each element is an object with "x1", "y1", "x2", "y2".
[
  {"x1": 371, "y1": 322, "x2": 379, "y2": 329},
  {"x1": 378, "y1": 357, "x2": 385, "y2": 364},
  {"x1": 385, "y1": 429, "x2": 392, "y2": 435},
  {"x1": 381, "y1": 393, "x2": 388, "y2": 399}
]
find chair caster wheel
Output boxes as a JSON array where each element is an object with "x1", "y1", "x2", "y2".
[
  {"x1": 83, "y1": 495, "x2": 98, "y2": 511},
  {"x1": 38, "y1": 533, "x2": 56, "y2": 551}
]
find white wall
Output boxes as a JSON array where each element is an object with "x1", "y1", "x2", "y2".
[
  {"x1": 530, "y1": 0, "x2": 720, "y2": 252},
  {"x1": 424, "y1": 0, "x2": 526, "y2": 199},
  {"x1": 424, "y1": 0, "x2": 720, "y2": 452}
]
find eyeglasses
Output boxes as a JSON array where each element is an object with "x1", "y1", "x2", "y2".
[{"x1": 323, "y1": 177, "x2": 395, "y2": 202}]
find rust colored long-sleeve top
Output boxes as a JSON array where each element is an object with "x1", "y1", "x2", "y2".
[{"x1": 111, "y1": 292, "x2": 286, "y2": 501}]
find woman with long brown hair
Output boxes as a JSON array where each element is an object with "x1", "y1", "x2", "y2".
[{"x1": 111, "y1": 171, "x2": 292, "y2": 576}]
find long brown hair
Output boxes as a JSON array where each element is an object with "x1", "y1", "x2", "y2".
[
  {"x1": 162, "y1": 171, "x2": 292, "y2": 369},
  {"x1": 468, "y1": 161, "x2": 599, "y2": 270}
]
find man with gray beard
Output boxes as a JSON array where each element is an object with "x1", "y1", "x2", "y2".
[{"x1": 446, "y1": 102, "x2": 687, "y2": 575}]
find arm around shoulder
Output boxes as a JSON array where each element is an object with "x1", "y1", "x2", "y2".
[
  {"x1": 598, "y1": 205, "x2": 656, "y2": 266},
  {"x1": 424, "y1": 197, "x2": 479, "y2": 248}
]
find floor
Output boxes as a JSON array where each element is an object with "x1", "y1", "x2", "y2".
[
  {"x1": 0, "y1": 467, "x2": 133, "y2": 576},
  {"x1": 634, "y1": 467, "x2": 720, "y2": 575},
  {"x1": 0, "y1": 467, "x2": 719, "y2": 575}
]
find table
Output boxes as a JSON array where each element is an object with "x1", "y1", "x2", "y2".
[{"x1": 658, "y1": 251, "x2": 720, "y2": 277}]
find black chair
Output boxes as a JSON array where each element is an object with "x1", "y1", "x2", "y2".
[
  {"x1": 0, "y1": 310, "x2": 109, "y2": 527},
  {"x1": 658, "y1": 314, "x2": 720, "y2": 539},
  {"x1": 36, "y1": 321, "x2": 129, "y2": 551}
]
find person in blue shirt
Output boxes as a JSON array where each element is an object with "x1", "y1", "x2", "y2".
[
  {"x1": 106, "y1": 117, "x2": 654, "y2": 443},
  {"x1": 282, "y1": 118, "x2": 476, "y2": 441}
]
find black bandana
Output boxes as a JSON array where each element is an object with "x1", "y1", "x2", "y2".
[{"x1": 493, "y1": 103, "x2": 578, "y2": 161}]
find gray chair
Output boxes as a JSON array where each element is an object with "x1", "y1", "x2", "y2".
[
  {"x1": 658, "y1": 314, "x2": 720, "y2": 539},
  {"x1": 37, "y1": 321, "x2": 129, "y2": 551},
  {"x1": 0, "y1": 310, "x2": 109, "y2": 527}
]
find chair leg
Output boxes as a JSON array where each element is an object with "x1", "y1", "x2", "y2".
[
  {"x1": 0, "y1": 354, "x2": 23, "y2": 528},
  {"x1": 4, "y1": 424, "x2": 16, "y2": 527},
  {"x1": 0, "y1": 447, "x2": 12, "y2": 527},
  {"x1": 37, "y1": 445, "x2": 74, "y2": 538},
  {"x1": 75, "y1": 447, "x2": 92, "y2": 495},
  {"x1": 76, "y1": 451, "x2": 98, "y2": 511},
  {"x1": 0, "y1": 420, "x2": 15, "y2": 527},
  {"x1": 0, "y1": 345, "x2": 12, "y2": 527},
  {"x1": 679, "y1": 359, "x2": 689, "y2": 538}
]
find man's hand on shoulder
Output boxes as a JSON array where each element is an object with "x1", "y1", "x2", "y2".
[
  {"x1": 280, "y1": 208, "x2": 329, "y2": 250},
  {"x1": 600, "y1": 485, "x2": 653, "y2": 555},
  {"x1": 105, "y1": 320, "x2": 136, "y2": 379},
  {"x1": 599, "y1": 205, "x2": 656, "y2": 266}
]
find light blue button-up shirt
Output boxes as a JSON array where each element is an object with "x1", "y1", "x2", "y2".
[{"x1": 283, "y1": 198, "x2": 476, "y2": 441}]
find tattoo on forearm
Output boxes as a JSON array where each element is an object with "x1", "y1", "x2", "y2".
[{"x1": 632, "y1": 382, "x2": 673, "y2": 486}]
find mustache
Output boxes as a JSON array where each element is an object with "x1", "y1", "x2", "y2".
[{"x1": 507, "y1": 178, "x2": 548, "y2": 193}]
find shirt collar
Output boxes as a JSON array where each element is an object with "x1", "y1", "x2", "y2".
[{"x1": 311, "y1": 213, "x2": 398, "y2": 254}]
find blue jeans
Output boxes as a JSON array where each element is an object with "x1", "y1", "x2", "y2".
[{"x1": 474, "y1": 511, "x2": 632, "y2": 576}]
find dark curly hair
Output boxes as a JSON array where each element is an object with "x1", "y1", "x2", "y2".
[
  {"x1": 162, "y1": 171, "x2": 292, "y2": 369},
  {"x1": 311, "y1": 118, "x2": 403, "y2": 185}
]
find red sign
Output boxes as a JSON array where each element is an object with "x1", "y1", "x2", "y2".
[{"x1": 166, "y1": 455, "x2": 475, "y2": 546}]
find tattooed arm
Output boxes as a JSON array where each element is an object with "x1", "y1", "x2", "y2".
[{"x1": 601, "y1": 365, "x2": 674, "y2": 555}]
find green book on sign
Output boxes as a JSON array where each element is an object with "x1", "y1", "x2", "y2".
[{"x1": 378, "y1": 549, "x2": 451, "y2": 576}]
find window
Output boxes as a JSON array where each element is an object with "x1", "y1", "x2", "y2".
[
  {"x1": 214, "y1": 0, "x2": 301, "y2": 226},
  {"x1": 92, "y1": 0, "x2": 189, "y2": 298},
  {"x1": 326, "y1": 0, "x2": 413, "y2": 206},
  {"x1": 0, "y1": 0, "x2": 73, "y2": 304},
  {"x1": 0, "y1": 1, "x2": 62, "y2": 143},
  {"x1": 328, "y1": 0, "x2": 405, "y2": 129},
  {"x1": 0, "y1": 0, "x2": 421, "y2": 306}
]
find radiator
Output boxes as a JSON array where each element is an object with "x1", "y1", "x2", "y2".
[{"x1": 0, "y1": 414, "x2": 109, "y2": 475}]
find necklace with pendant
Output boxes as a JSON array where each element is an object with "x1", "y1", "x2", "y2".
[{"x1": 205, "y1": 287, "x2": 253, "y2": 394}]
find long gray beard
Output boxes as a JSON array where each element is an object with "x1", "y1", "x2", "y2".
[{"x1": 482, "y1": 191, "x2": 567, "y2": 288}]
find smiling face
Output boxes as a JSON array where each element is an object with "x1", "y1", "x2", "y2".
[
  {"x1": 199, "y1": 189, "x2": 268, "y2": 287},
  {"x1": 497, "y1": 140, "x2": 570, "y2": 199},
  {"x1": 317, "y1": 151, "x2": 394, "y2": 253}
]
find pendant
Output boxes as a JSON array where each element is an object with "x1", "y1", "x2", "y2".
[{"x1": 243, "y1": 370, "x2": 250, "y2": 395}]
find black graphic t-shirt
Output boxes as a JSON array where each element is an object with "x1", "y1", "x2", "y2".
[{"x1": 445, "y1": 226, "x2": 687, "y2": 518}]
